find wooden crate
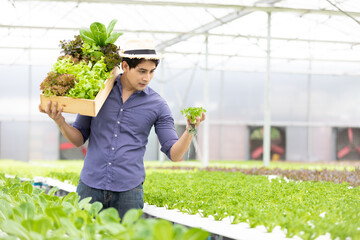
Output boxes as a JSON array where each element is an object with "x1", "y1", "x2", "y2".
[{"x1": 40, "y1": 67, "x2": 120, "y2": 117}]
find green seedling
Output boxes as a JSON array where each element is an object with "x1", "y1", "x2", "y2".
[{"x1": 181, "y1": 107, "x2": 206, "y2": 135}]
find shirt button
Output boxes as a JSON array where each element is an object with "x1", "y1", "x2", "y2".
[
  {"x1": 109, "y1": 162, "x2": 112, "y2": 165},
  {"x1": 117, "y1": 121, "x2": 120, "y2": 124},
  {"x1": 111, "y1": 147, "x2": 115, "y2": 150},
  {"x1": 120, "y1": 109, "x2": 123, "y2": 112},
  {"x1": 114, "y1": 134, "x2": 118, "y2": 137}
]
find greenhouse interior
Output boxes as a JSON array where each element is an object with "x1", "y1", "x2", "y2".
[{"x1": 0, "y1": 0, "x2": 359, "y2": 239}]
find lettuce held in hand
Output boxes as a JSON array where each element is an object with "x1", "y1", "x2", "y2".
[{"x1": 181, "y1": 107, "x2": 206, "y2": 135}]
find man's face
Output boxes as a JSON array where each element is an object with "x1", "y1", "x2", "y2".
[{"x1": 123, "y1": 60, "x2": 157, "y2": 92}]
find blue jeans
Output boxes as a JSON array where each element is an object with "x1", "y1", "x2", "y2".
[{"x1": 76, "y1": 180, "x2": 144, "y2": 221}]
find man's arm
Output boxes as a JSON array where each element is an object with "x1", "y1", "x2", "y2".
[
  {"x1": 170, "y1": 113, "x2": 206, "y2": 161},
  {"x1": 39, "y1": 101, "x2": 84, "y2": 147}
]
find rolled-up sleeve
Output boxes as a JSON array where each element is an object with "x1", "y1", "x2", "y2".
[
  {"x1": 155, "y1": 102, "x2": 178, "y2": 160},
  {"x1": 72, "y1": 114, "x2": 92, "y2": 143}
]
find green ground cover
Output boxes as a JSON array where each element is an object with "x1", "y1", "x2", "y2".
[
  {"x1": 1, "y1": 159, "x2": 359, "y2": 239},
  {"x1": 144, "y1": 169, "x2": 360, "y2": 240},
  {"x1": 0, "y1": 174, "x2": 208, "y2": 240},
  {"x1": 1, "y1": 159, "x2": 357, "y2": 173},
  {"x1": 145, "y1": 159, "x2": 359, "y2": 171}
]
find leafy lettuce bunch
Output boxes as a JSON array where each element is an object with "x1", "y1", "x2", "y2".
[
  {"x1": 40, "y1": 19, "x2": 122, "y2": 99},
  {"x1": 181, "y1": 107, "x2": 206, "y2": 135},
  {"x1": 51, "y1": 56, "x2": 110, "y2": 99},
  {"x1": 80, "y1": 19, "x2": 122, "y2": 47},
  {"x1": 59, "y1": 19, "x2": 122, "y2": 72},
  {"x1": 40, "y1": 72, "x2": 77, "y2": 97},
  {"x1": 79, "y1": 19, "x2": 122, "y2": 72}
]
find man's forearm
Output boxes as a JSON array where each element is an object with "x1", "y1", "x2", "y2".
[
  {"x1": 40, "y1": 101, "x2": 84, "y2": 147},
  {"x1": 170, "y1": 127, "x2": 194, "y2": 161},
  {"x1": 57, "y1": 119, "x2": 84, "y2": 147}
]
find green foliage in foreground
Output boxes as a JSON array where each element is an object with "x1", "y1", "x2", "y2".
[
  {"x1": 0, "y1": 174, "x2": 209, "y2": 240},
  {"x1": 0, "y1": 160, "x2": 81, "y2": 186},
  {"x1": 145, "y1": 170, "x2": 360, "y2": 240},
  {"x1": 1, "y1": 160, "x2": 360, "y2": 239}
]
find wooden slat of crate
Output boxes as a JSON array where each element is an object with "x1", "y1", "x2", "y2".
[{"x1": 40, "y1": 67, "x2": 120, "y2": 117}]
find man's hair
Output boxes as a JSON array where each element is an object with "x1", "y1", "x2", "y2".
[{"x1": 122, "y1": 58, "x2": 160, "y2": 69}]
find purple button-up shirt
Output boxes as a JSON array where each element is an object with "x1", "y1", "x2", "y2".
[{"x1": 72, "y1": 74, "x2": 178, "y2": 192}]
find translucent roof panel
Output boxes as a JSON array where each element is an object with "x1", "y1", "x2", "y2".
[{"x1": 0, "y1": 0, "x2": 359, "y2": 76}]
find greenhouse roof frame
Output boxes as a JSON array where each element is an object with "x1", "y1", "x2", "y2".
[
  {"x1": 1, "y1": 0, "x2": 360, "y2": 69},
  {"x1": 10, "y1": 0, "x2": 360, "y2": 17},
  {"x1": 3, "y1": 24, "x2": 360, "y2": 46},
  {"x1": 1, "y1": 1, "x2": 360, "y2": 64},
  {"x1": 2, "y1": 0, "x2": 360, "y2": 165}
]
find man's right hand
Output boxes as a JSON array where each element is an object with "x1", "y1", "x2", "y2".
[{"x1": 39, "y1": 101, "x2": 65, "y2": 127}]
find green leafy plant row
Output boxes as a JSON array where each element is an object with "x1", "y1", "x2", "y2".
[
  {"x1": 0, "y1": 160, "x2": 82, "y2": 186},
  {"x1": 146, "y1": 165, "x2": 360, "y2": 187},
  {"x1": 0, "y1": 174, "x2": 209, "y2": 240},
  {"x1": 1, "y1": 160, "x2": 360, "y2": 240},
  {"x1": 144, "y1": 170, "x2": 360, "y2": 240}
]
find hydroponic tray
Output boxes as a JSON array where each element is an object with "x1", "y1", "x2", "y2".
[
  {"x1": 7, "y1": 174, "x2": 336, "y2": 240},
  {"x1": 22, "y1": 176, "x2": 311, "y2": 240},
  {"x1": 40, "y1": 67, "x2": 120, "y2": 117},
  {"x1": 143, "y1": 204, "x2": 307, "y2": 240}
]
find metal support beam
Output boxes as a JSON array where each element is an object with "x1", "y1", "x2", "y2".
[
  {"x1": 156, "y1": 9, "x2": 253, "y2": 51},
  {"x1": 306, "y1": 44, "x2": 313, "y2": 163},
  {"x1": 2, "y1": 25, "x2": 360, "y2": 46},
  {"x1": 155, "y1": 0, "x2": 281, "y2": 51},
  {"x1": 10, "y1": 0, "x2": 360, "y2": 17},
  {"x1": 263, "y1": 12, "x2": 272, "y2": 167},
  {"x1": 202, "y1": 35, "x2": 210, "y2": 167},
  {"x1": 1, "y1": 45, "x2": 359, "y2": 64}
]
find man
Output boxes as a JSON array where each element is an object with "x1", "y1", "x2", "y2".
[{"x1": 39, "y1": 39, "x2": 205, "y2": 219}]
